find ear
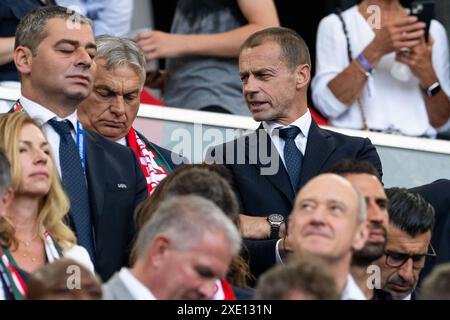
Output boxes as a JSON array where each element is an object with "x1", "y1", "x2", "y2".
[
  {"x1": 352, "y1": 221, "x2": 370, "y2": 252},
  {"x1": 14, "y1": 46, "x2": 33, "y2": 76},
  {"x1": 0, "y1": 188, "x2": 14, "y2": 216},
  {"x1": 147, "y1": 234, "x2": 171, "y2": 269},
  {"x1": 295, "y1": 64, "x2": 311, "y2": 90}
]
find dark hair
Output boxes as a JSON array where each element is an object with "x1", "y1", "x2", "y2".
[
  {"x1": 419, "y1": 263, "x2": 450, "y2": 300},
  {"x1": 241, "y1": 27, "x2": 311, "y2": 71},
  {"x1": 386, "y1": 187, "x2": 435, "y2": 236},
  {"x1": 255, "y1": 253, "x2": 339, "y2": 300},
  {"x1": 326, "y1": 159, "x2": 381, "y2": 181},
  {"x1": 0, "y1": 148, "x2": 11, "y2": 194},
  {"x1": 15, "y1": 6, "x2": 92, "y2": 55}
]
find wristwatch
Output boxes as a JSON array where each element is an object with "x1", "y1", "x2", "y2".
[
  {"x1": 267, "y1": 214, "x2": 284, "y2": 239},
  {"x1": 424, "y1": 81, "x2": 441, "y2": 97}
]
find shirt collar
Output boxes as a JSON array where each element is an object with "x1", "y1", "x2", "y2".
[
  {"x1": 118, "y1": 267, "x2": 156, "y2": 300},
  {"x1": 116, "y1": 137, "x2": 127, "y2": 146},
  {"x1": 20, "y1": 96, "x2": 79, "y2": 131},
  {"x1": 263, "y1": 109, "x2": 312, "y2": 139},
  {"x1": 341, "y1": 274, "x2": 367, "y2": 300}
]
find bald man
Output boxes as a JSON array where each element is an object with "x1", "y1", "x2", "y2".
[{"x1": 279, "y1": 173, "x2": 369, "y2": 299}]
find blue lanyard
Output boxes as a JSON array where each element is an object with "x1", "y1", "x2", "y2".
[{"x1": 76, "y1": 120, "x2": 86, "y2": 175}]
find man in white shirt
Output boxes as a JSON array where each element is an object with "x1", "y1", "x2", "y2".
[
  {"x1": 102, "y1": 195, "x2": 241, "y2": 300},
  {"x1": 374, "y1": 188, "x2": 435, "y2": 300},
  {"x1": 278, "y1": 173, "x2": 369, "y2": 299}
]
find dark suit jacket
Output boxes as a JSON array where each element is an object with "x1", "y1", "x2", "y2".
[
  {"x1": 409, "y1": 179, "x2": 450, "y2": 284},
  {"x1": 85, "y1": 130, "x2": 147, "y2": 281},
  {"x1": 208, "y1": 120, "x2": 383, "y2": 278}
]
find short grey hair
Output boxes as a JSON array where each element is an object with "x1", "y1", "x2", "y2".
[
  {"x1": 134, "y1": 195, "x2": 242, "y2": 259},
  {"x1": 0, "y1": 149, "x2": 11, "y2": 195},
  {"x1": 15, "y1": 6, "x2": 92, "y2": 55},
  {"x1": 95, "y1": 35, "x2": 147, "y2": 86}
]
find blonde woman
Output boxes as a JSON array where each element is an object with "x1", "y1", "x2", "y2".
[{"x1": 0, "y1": 113, "x2": 93, "y2": 300}]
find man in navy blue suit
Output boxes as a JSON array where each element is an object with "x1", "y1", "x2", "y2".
[
  {"x1": 207, "y1": 27, "x2": 382, "y2": 279},
  {"x1": 12, "y1": 6, "x2": 147, "y2": 281}
]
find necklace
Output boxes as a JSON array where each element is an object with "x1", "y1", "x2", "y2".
[{"x1": 17, "y1": 234, "x2": 39, "y2": 262}]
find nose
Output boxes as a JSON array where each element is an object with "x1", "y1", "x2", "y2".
[
  {"x1": 397, "y1": 258, "x2": 415, "y2": 282},
  {"x1": 110, "y1": 96, "x2": 126, "y2": 117},
  {"x1": 33, "y1": 148, "x2": 48, "y2": 165},
  {"x1": 367, "y1": 201, "x2": 387, "y2": 225},
  {"x1": 243, "y1": 75, "x2": 259, "y2": 96},
  {"x1": 74, "y1": 48, "x2": 93, "y2": 69},
  {"x1": 197, "y1": 279, "x2": 217, "y2": 300}
]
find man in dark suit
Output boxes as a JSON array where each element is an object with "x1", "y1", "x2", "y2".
[
  {"x1": 409, "y1": 179, "x2": 450, "y2": 282},
  {"x1": 12, "y1": 6, "x2": 147, "y2": 281},
  {"x1": 77, "y1": 35, "x2": 183, "y2": 196},
  {"x1": 207, "y1": 27, "x2": 382, "y2": 279}
]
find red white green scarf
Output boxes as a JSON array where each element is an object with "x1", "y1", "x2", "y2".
[
  {"x1": 0, "y1": 229, "x2": 63, "y2": 300},
  {"x1": 126, "y1": 127, "x2": 172, "y2": 195}
]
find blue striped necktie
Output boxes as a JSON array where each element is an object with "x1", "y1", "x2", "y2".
[{"x1": 279, "y1": 126, "x2": 303, "y2": 192}]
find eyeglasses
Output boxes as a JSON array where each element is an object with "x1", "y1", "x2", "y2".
[{"x1": 384, "y1": 244, "x2": 437, "y2": 270}]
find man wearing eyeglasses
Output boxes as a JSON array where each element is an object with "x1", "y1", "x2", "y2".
[{"x1": 375, "y1": 188, "x2": 436, "y2": 300}]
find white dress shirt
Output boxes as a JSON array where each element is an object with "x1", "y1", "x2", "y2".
[
  {"x1": 19, "y1": 96, "x2": 79, "y2": 178},
  {"x1": 311, "y1": 5, "x2": 450, "y2": 137},
  {"x1": 262, "y1": 109, "x2": 312, "y2": 169},
  {"x1": 341, "y1": 274, "x2": 367, "y2": 300},
  {"x1": 118, "y1": 267, "x2": 156, "y2": 300}
]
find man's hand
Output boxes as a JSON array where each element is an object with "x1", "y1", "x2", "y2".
[{"x1": 239, "y1": 214, "x2": 286, "y2": 240}]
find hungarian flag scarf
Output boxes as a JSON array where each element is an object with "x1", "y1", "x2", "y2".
[
  {"x1": 0, "y1": 230, "x2": 63, "y2": 300},
  {"x1": 126, "y1": 127, "x2": 172, "y2": 195}
]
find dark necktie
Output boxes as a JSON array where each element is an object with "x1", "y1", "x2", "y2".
[
  {"x1": 279, "y1": 126, "x2": 303, "y2": 192},
  {"x1": 48, "y1": 119, "x2": 95, "y2": 262}
]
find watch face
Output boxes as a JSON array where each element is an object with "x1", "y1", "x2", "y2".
[{"x1": 269, "y1": 214, "x2": 284, "y2": 223}]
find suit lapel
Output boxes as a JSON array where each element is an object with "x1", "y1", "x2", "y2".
[
  {"x1": 85, "y1": 130, "x2": 106, "y2": 224},
  {"x1": 251, "y1": 124, "x2": 295, "y2": 204},
  {"x1": 299, "y1": 121, "x2": 336, "y2": 187}
]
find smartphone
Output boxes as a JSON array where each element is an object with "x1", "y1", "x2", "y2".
[{"x1": 409, "y1": 0, "x2": 434, "y2": 42}]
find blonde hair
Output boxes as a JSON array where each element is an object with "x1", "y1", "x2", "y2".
[{"x1": 0, "y1": 113, "x2": 76, "y2": 250}]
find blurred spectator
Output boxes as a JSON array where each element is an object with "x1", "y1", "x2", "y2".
[
  {"x1": 255, "y1": 253, "x2": 339, "y2": 300},
  {"x1": 77, "y1": 35, "x2": 184, "y2": 195},
  {"x1": 0, "y1": 113, "x2": 94, "y2": 300},
  {"x1": 103, "y1": 195, "x2": 241, "y2": 300},
  {"x1": 419, "y1": 263, "x2": 450, "y2": 300},
  {"x1": 134, "y1": 0, "x2": 279, "y2": 115},
  {"x1": 0, "y1": 0, "x2": 53, "y2": 82},
  {"x1": 132, "y1": 165, "x2": 253, "y2": 300},
  {"x1": 279, "y1": 173, "x2": 369, "y2": 299},
  {"x1": 27, "y1": 258, "x2": 102, "y2": 300},
  {"x1": 55, "y1": 0, "x2": 133, "y2": 36},
  {"x1": 311, "y1": 0, "x2": 450, "y2": 137},
  {"x1": 0, "y1": 148, "x2": 13, "y2": 218},
  {"x1": 375, "y1": 187, "x2": 435, "y2": 300},
  {"x1": 328, "y1": 159, "x2": 391, "y2": 299}
]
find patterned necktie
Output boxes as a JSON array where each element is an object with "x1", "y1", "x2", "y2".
[
  {"x1": 279, "y1": 126, "x2": 303, "y2": 192},
  {"x1": 48, "y1": 119, "x2": 95, "y2": 262}
]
